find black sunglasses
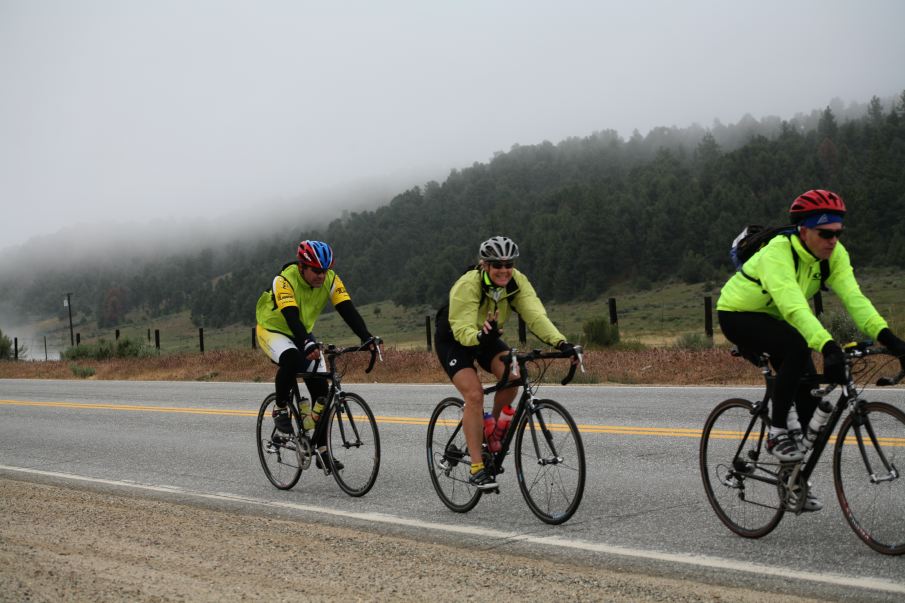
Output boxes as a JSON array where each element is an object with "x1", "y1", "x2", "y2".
[
  {"x1": 306, "y1": 266, "x2": 327, "y2": 275},
  {"x1": 489, "y1": 261, "x2": 514, "y2": 269},
  {"x1": 815, "y1": 228, "x2": 844, "y2": 240}
]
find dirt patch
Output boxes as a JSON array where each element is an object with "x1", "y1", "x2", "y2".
[{"x1": 0, "y1": 476, "x2": 817, "y2": 602}]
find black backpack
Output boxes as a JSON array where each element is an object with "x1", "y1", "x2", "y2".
[{"x1": 730, "y1": 224, "x2": 829, "y2": 291}]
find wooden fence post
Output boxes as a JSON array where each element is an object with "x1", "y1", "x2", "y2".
[
  {"x1": 199, "y1": 328, "x2": 204, "y2": 353},
  {"x1": 704, "y1": 296, "x2": 714, "y2": 339},
  {"x1": 154, "y1": 329, "x2": 160, "y2": 351},
  {"x1": 425, "y1": 315, "x2": 432, "y2": 352},
  {"x1": 251, "y1": 327, "x2": 257, "y2": 350},
  {"x1": 608, "y1": 297, "x2": 618, "y2": 325}
]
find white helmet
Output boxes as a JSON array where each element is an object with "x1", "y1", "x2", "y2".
[{"x1": 479, "y1": 236, "x2": 520, "y2": 262}]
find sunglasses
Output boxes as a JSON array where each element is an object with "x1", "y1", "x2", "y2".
[
  {"x1": 815, "y1": 228, "x2": 844, "y2": 240},
  {"x1": 306, "y1": 266, "x2": 327, "y2": 275},
  {"x1": 489, "y1": 261, "x2": 514, "y2": 269}
]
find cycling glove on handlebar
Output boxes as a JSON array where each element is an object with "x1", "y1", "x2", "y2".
[
  {"x1": 822, "y1": 340, "x2": 847, "y2": 384},
  {"x1": 877, "y1": 328, "x2": 905, "y2": 371}
]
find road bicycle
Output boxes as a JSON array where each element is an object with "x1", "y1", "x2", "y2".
[
  {"x1": 256, "y1": 337, "x2": 382, "y2": 497},
  {"x1": 700, "y1": 342, "x2": 905, "y2": 554},
  {"x1": 426, "y1": 346, "x2": 587, "y2": 525}
]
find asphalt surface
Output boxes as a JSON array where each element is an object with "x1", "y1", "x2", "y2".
[{"x1": 1, "y1": 378, "x2": 904, "y2": 600}]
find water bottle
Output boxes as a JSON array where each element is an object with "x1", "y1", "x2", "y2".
[
  {"x1": 802, "y1": 400, "x2": 832, "y2": 450},
  {"x1": 786, "y1": 405, "x2": 803, "y2": 448},
  {"x1": 490, "y1": 404, "x2": 516, "y2": 452},
  {"x1": 299, "y1": 397, "x2": 315, "y2": 431},
  {"x1": 483, "y1": 412, "x2": 496, "y2": 446},
  {"x1": 311, "y1": 397, "x2": 326, "y2": 424}
]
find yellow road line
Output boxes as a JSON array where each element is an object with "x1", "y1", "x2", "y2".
[{"x1": 3, "y1": 400, "x2": 903, "y2": 444}]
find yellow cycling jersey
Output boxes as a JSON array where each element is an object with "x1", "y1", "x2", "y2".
[{"x1": 255, "y1": 263, "x2": 352, "y2": 337}]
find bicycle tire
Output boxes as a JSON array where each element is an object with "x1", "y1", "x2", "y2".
[
  {"x1": 256, "y1": 393, "x2": 304, "y2": 490},
  {"x1": 327, "y1": 392, "x2": 381, "y2": 497},
  {"x1": 700, "y1": 398, "x2": 784, "y2": 538},
  {"x1": 514, "y1": 398, "x2": 586, "y2": 525},
  {"x1": 426, "y1": 397, "x2": 481, "y2": 513},
  {"x1": 833, "y1": 401, "x2": 905, "y2": 555}
]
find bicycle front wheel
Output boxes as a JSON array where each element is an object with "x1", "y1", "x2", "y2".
[
  {"x1": 834, "y1": 401, "x2": 905, "y2": 555},
  {"x1": 426, "y1": 397, "x2": 481, "y2": 513},
  {"x1": 327, "y1": 392, "x2": 380, "y2": 497},
  {"x1": 514, "y1": 399, "x2": 585, "y2": 525},
  {"x1": 256, "y1": 393, "x2": 304, "y2": 490},
  {"x1": 700, "y1": 398, "x2": 784, "y2": 538}
]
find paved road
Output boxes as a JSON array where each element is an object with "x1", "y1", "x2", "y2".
[{"x1": 1, "y1": 379, "x2": 904, "y2": 600}]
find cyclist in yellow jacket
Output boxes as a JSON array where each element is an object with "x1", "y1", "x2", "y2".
[
  {"x1": 255, "y1": 240, "x2": 376, "y2": 473},
  {"x1": 718, "y1": 190, "x2": 905, "y2": 477},
  {"x1": 435, "y1": 236, "x2": 577, "y2": 490}
]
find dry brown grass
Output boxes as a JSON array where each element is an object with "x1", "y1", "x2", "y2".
[{"x1": 0, "y1": 347, "x2": 767, "y2": 386}]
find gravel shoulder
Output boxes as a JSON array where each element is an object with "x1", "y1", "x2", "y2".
[{"x1": 0, "y1": 476, "x2": 819, "y2": 602}]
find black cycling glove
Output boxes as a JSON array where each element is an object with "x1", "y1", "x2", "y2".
[
  {"x1": 877, "y1": 328, "x2": 905, "y2": 371},
  {"x1": 557, "y1": 341, "x2": 576, "y2": 356},
  {"x1": 476, "y1": 319, "x2": 501, "y2": 348},
  {"x1": 821, "y1": 340, "x2": 847, "y2": 384}
]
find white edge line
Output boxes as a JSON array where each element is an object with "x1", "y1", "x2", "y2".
[{"x1": 1, "y1": 464, "x2": 902, "y2": 595}]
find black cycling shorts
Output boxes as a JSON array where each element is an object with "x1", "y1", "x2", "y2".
[{"x1": 435, "y1": 327, "x2": 509, "y2": 379}]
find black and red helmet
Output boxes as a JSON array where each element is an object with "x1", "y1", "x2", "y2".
[{"x1": 788, "y1": 189, "x2": 846, "y2": 223}]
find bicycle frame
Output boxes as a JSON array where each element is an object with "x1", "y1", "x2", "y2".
[
  {"x1": 730, "y1": 345, "x2": 902, "y2": 512},
  {"x1": 290, "y1": 340, "x2": 381, "y2": 459},
  {"x1": 476, "y1": 348, "x2": 582, "y2": 475}
]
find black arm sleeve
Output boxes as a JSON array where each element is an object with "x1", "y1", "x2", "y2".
[
  {"x1": 280, "y1": 306, "x2": 310, "y2": 346},
  {"x1": 335, "y1": 300, "x2": 372, "y2": 342}
]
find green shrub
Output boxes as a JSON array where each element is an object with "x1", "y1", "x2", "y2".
[
  {"x1": 62, "y1": 337, "x2": 153, "y2": 361},
  {"x1": 70, "y1": 364, "x2": 96, "y2": 378},
  {"x1": 582, "y1": 317, "x2": 620, "y2": 347},
  {"x1": 674, "y1": 332, "x2": 713, "y2": 350}
]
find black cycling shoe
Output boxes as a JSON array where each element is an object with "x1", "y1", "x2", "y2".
[
  {"x1": 272, "y1": 406, "x2": 293, "y2": 436},
  {"x1": 468, "y1": 468, "x2": 498, "y2": 491},
  {"x1": 316, "y1": 452, "x2": 345, "y2": 474}
]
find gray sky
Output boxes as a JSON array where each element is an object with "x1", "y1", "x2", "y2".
[{"x1": 2, "y1": 0, "x2": 904, "y2": 250}]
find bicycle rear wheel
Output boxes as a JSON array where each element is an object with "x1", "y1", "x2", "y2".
[
  {"x1": 700, "y1": 398, "x2": 784, "y2": 538},
  {"x1": 834, "y1": 401, "x2": 905, "y2": 555},
  {"x1": 256, "y1": 393, "x2": 304, "y2": 490},
  {"x1": 327, "y1": 392, "x2": 380, "y2": 497},
  {"x1": 426, "y1": 397, "x2": 481, "y2": 513},
  {"x1": 514, "y1": 399, "x2": 585, "y2": 525}
]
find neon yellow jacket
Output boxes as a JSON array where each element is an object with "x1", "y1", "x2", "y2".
[
  {"x1": 255, "y1": 263, "x2": 352, "y2": 337},
  {"x1": 717, "y1": 234, "x2": 887, "y2": 351},
  {"x1": 447, "y1": 268, "x2": 565, "y2": 348}
]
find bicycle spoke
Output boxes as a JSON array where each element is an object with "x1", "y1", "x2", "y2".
[
  {"x1": 256, "y1": 393, "x2": 303, "y2": 490},
  {"x1": 834, "y1": 402, "x2": 905, "y2": 555},
  {"x1": 426, "y1": 397, "x2": 481, "y2": 513},
  {"x1": 515, "y1": 399, "x2": 585, "y2": 525},
  {"x1": 700, "y1": 398, "x2": 784, "y2": 538},
  {"x1": 327, "y1": 392, "x2": 380, "y2": 497}
]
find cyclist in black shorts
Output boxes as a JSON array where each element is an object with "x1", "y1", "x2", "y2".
[{"x1": 434, "y1": 236, "x2": 576, "y2": 490}]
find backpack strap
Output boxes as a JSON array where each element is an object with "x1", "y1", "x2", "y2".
[
  {"x1": 740, "y1": 241, "x2": 830, "y2": 293},
  {"x1": 819, "y1": 259, "x2": 830, "y2": 291}
]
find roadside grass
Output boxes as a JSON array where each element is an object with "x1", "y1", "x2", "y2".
[
  {"x1": 1, "y1": 346, "x2": 768, "y2": 385},
  {"x1": 6, "y1": 268, "x2": 903, "y2": 380}
]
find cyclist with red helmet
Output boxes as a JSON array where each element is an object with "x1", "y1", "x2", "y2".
[
  {"x1": 255, "y1": 240, "x2": 378, "y2": 472},
  {"x1": 718, "y1": 191, "x2": 905, "y2": 505},
  {"x1": 434, "y1": 236, "x2": 577, "y2": 490}
]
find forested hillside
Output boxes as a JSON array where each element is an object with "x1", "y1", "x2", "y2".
[{"x1": 2, "y1": 93, "x2": 904, "y2": 330}]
